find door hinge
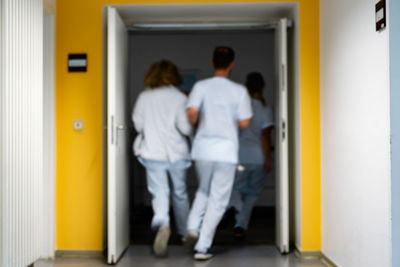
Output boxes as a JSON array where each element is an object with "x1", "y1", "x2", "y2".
[{"x1": 282, "y1": 120, "x2": 286, "y2": 141}]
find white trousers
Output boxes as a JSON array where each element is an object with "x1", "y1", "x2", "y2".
[
  {"x1": 187, "y1": 160, "x2": 236, "y2": 251},
  {"x1": 146, "y1": 165, "x2": 189, "y2": 235}
]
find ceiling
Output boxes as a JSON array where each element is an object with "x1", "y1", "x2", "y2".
[{"x1": 115, "y1": 3, "x2": 297, "y2": 26}]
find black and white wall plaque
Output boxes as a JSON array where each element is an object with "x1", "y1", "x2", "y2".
[{"x1": 68, "y1": 54, "x2": 87, "y2": 72}]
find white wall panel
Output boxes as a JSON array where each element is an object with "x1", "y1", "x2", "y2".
[
  {"x1": 0, "y1": 0, "x2": 3, "y2": 263},
  {"x1": 320, "y1": 0, "x2": 391, "y2": 266},
  {"x1": 390, "y1": 2, "x2": 400, "y2": 267},
  {"x1": 42, "y1": 13, "x2": 55, "y2": 260},
  {"x1": 0, "y1": 0, "x2": 44, "y2": 266}
]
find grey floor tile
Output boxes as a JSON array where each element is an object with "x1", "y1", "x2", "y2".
[{"x1": 35, "y1": 245, "x2": 327, "y2": 267}]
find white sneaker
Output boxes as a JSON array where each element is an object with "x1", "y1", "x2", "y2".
[
  {"x1": 182, "y1": 231, "x2": 199, "y2": 248},
  {"x1": 194, "y1": 249, "x2": 213, "y2": 261},
  {"x1": 153, "y1": 226, "x2": 171, "y2": 257}
]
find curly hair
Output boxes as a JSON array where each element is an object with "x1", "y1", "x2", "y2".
[{"x1": 144, "y1": 60, "x2": 183, "y2": 89}]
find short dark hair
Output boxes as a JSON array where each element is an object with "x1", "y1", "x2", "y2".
[
  {"x1": 212, "y1": 46, "x2": 235, "y2": 69},
  {"x1": 246, "y1": 72, "x2": 266, "y2": 106},
  {"x1": 144, "y1": 60, "x2": 182, "y2": 89}
]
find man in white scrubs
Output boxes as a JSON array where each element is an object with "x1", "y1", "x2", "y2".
[{"x1": 183, "y1": 47, "x2": 252, "y2": 260}]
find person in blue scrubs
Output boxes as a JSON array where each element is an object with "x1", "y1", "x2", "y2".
[
  {"x1": 182, "y1": 47, "x2": 253, "y2": 260},
  {"x1": 230, "y1": 72, "x2": 274, "y2": 240},
  {"x1": 132, "y1": 60, "x2": 192, "y2": 257}
]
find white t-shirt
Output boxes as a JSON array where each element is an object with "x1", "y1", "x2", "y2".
[
  {"x1": 187, "y1": 76, "x2": 253, "y2": 163},
  {"x1": 132, "y1": 86, "x2": 192, "y2": 163},
  {"x1": 239, "y1": 99, "x2": 274, "y2": 164}
]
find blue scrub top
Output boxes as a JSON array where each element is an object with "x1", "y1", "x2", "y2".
[{"x1": 239, "y1": 99, "x2": 274, "y2": 164}]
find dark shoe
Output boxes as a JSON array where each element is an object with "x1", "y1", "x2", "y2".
[
  {"x1": 233, "y1": 226, "x2": 245, "y2": 241},
  {"x1": 194, "y1": 249, "x2": 213, "y2": 260},
  {"x1": 182, "y1": 231, "x2": 199, "y2": 249},
  {"x1": 219, "y1": 206, "x2": 237, "y2": 229}
]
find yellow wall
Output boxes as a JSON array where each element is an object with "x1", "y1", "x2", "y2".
[
  {"x1": 297, "y1": 1, "x2": 321, "y2": 251},
  {"x1": 56, "y1": 0, "x2": 320, "y2": 251}
]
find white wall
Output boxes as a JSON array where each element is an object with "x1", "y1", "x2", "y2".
[
  {"x1": 128, "y1": 30, "x2": 278, "y2": 207},
  {"x1": 390, "y1": 2, "x2": 400, "y2": 266},
  {"x1": 1, "y1": 0, "x2": 45, "y2": 266},
  {"x1": 320, "y1": 0, "x2": 391, "y2": 266},
  {"x1": 0, "y1": 1, "x2": 3, "y2": 263}
]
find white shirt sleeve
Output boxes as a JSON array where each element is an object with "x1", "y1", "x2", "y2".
[
  {"x1": 132, "y1": 92, "x2": 145, "y2": 132},
  {"x1": 237, "y1": 90, "x2": 253, "y2": 120},
  {"x1": 186, "y1": 83, "x2": 203, "y2": 109},
  {"x1": 176, "y1": 97, "x2": 193, "y2": 136},
  {"x1": 261, "y1": 105, "x2": 274, "y2": 129}
]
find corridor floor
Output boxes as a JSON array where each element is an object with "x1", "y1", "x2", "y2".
[{"x1": 36, "y1": 245, "x2": 328, "y2": 267}]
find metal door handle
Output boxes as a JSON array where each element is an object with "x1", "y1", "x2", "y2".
[
  {"x1": 116, "y1": 125, "x2": 131, "y2": 130},
  {"x1": 115, "y1": 125, "x2": 133, "y2": 145}
]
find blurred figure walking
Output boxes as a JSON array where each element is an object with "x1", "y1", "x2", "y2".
[
  {"x1": 132, "y1": 60, "x2": 192, "y2": 257},
  {"x1": 183, "y1": 47, "x2": 252, "y2": 260},
  {"x1": 230, "y1": 72, "x2": 274, "y2": 240}
]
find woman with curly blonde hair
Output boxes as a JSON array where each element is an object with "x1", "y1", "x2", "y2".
[{"x1": 132, "y1": 60, "x2": 192, "y2": 257}]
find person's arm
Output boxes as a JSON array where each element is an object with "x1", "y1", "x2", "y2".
[
  {"x1": 261, "y1": 126, "x2": 273, "y2": 172},
  {"x1": 238, "y1": 118, "x2": 251, "y2": 129},
  {"x1": 187, "y1": 107, "x2": 199, "y2": 126},
  {"x1": 186, "y1": 83, "x2": 202, "y2": 127},
  {"x1": 176, "y1": 99, "x2": 193, "y2": 136},
  {"x1": 132, "y1": 93, "x2": 144, "y2": 132},
  {"x1": 237, "y1": 89, "x2": 253, "y2": 129}
]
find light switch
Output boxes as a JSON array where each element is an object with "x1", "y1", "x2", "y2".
[{"x1": 73, "y1": 120, "x2": 83, "y2": 131}]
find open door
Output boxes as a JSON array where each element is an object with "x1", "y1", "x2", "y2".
[
  {"x1": 107, "y1": 6, "x2": 130, "y2": 264},
  {"x1": 275, "y1": 18, "x2": 289, "y2": 254}
]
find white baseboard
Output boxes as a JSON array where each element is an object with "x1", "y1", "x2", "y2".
[{"x1": 294, "y1": 247, "x2": 338, "y2": 267}]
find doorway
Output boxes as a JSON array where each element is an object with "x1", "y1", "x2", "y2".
[
  {"x1": 103, "y1": 3, "x2": 298, "y2": 264},
  {"x1": 128, "y1": 29, "x2": 277, "y2": 245}
]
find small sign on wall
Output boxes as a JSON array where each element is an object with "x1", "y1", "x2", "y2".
[
  {"x1": 68, "y1": 54, "x2": 87, "y2": 72},
  {"x1": 376, "y1": 0, "x2": 386, "y2": 31}
]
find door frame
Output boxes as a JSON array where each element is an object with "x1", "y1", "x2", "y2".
[
  {"x1": 0, "y1": 0, "x2": 3, "y2": 262},
  {"x1": 42, "y1": 6, "x2": 56, "y2": 260},
  {"x1": 102, "y1": 2, "x2": 300, "y2": 254}
]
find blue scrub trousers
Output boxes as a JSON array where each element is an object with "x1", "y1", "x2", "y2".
[{"x1": 230, "y1": 164, "x2": 266, "y2": 229}]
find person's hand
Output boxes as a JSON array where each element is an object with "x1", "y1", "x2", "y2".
[{"x1": 264, "y1": 158, "x2": 273, "y2": 173}]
